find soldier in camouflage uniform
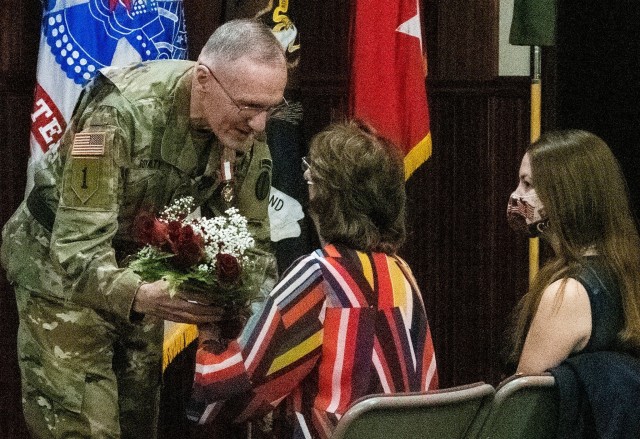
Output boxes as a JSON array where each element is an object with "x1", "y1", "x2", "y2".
[{"x1": 0, "y1": 19, "x2": 287, "y2": 439}]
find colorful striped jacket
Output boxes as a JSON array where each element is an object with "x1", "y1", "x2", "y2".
[{"x1": 190, "y1": 243, "x2": 438, "y2": 438}]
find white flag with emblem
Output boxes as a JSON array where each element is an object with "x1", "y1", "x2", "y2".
[{"x1": 28, "y1": 0, "x2": 187, "y2": 194}]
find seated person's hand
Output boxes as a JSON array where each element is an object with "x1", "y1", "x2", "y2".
[
  {"x1": 198, "y1": 322, "x2": 222, "y2": 343},
  {"x1": 197, "y1": 313, "x2": 248, "y2": 354},
  {"x1": 197, "y1": 322, "x2": 226, "y2": 354}
]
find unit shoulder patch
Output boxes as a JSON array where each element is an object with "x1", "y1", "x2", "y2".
[
  {"x1": 70, "y1": 158, "x2": 102, "y2": 203},
  {"x1": 255, "y1": 158, "x2": 272, "y2": 201}
]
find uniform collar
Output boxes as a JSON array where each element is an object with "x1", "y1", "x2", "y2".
[{"x1": 160, "y1": 66, "x2": 207, "y2": 174}]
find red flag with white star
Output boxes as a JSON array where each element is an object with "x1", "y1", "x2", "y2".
[{"x1": 349, "y1": 0, "x2": 432, "y2": 180}]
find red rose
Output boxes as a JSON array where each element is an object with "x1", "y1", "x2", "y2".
[
  {"x1": 167, "y1": 220, "x2": 182, "y2": 244},
  {"x1": 133, "y1": 212, "x2": 169, "y2": 246},
  {"x1": 216, "y1": 253, "x2": 241, "y2": 283},
  {"x1": 171, "y1": 224, "x2": 205, "y2": 269}
]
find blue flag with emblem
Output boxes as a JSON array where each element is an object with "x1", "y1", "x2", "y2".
[{"x1": 28, "y1": 0, "x2": 187, "y2": 193}]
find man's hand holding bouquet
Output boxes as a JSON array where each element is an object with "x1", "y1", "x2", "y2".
[{"x1": 128, "y1": 197, "x2": 270, "y2": 352}]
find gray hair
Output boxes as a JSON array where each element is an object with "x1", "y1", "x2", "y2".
[{"x1": 200, "y1": 19, "x2": 285, "y2": 68}]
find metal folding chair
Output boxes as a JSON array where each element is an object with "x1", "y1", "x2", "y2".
[
  {"x1": 475, "y1": 373, "x2": 558, "y2": 439},
  {"x1": 331, "y1": 382, "x2": 496, "y2": 439}
]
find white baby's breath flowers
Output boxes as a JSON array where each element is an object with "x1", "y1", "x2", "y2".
[
  {"x1": 160, "y1": 196, "x2": 196, "y2": 222},
  {"x1": 192, "y1": 207, "x2": 255, "y2": 259},
  {"x1": 154, "y1": 198, "x2": 255, "y2": 275}
]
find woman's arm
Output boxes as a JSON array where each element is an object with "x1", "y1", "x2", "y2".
[
  {"x1": 517, "y1": 277, "x2": 592, "y2": 374},
  {"x1": 190, "y1": 253, "x2": 326, "y2": 422}
]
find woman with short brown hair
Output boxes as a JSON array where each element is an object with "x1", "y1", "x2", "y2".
[{"x1": 190, "y1": 120, "x2": 438, "y2": 438}]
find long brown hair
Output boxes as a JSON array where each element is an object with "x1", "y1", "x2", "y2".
[{"x1": 508, "y1": 130, "x2": 640, "y2": 364}]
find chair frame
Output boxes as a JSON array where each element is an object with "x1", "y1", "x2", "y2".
[
  {"x1": 475, "y1": 373, "x2": 557, "y2": 439},
  {"x1": 494, "y1": 373, "x2": 556, "y2": 403},
  {"x1": 332, "y1": 382, "x2": 495, "y2": 439}
]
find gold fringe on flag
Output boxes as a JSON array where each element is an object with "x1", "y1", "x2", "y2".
[{"x1": 163, "y1": 321, "x2": 199, "y2": 372}]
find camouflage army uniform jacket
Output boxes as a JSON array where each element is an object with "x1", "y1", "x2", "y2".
[{"x1": 1, "y1": 60, "x2": 275, "y2": 323}]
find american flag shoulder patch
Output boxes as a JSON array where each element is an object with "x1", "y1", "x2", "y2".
[{"x1": 72, "y1": 132, "x2": 106, "y2": 156}]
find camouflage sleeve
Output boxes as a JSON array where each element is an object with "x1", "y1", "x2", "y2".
[{"x1": 49, "y1": 103, "x2": 141, "y2": 322}]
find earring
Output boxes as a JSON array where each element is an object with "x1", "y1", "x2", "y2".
[{"x1": 536, "y1": 220, "x2": 549, "y2": 234}]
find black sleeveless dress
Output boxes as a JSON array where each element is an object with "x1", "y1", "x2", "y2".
[{"x1": 571, "y1": 256, "x2": 624, "y2": 354}]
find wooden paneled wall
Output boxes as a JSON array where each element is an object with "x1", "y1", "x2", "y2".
[
  {"x1": 424, "y1": 0, "x2": 500, "y2": 80},
  {"x1": 404, "y1": 79, "x2": 530, "y2": 386},
  {"x1": 0, "y1": 2, "x2": 39, "y2": 438},
  {"x1": 298, "y1": 0, "x2": 531, "y2": 388},
  {"x1": 0, "y1": 1, "x2": 531, "y2": 437}
]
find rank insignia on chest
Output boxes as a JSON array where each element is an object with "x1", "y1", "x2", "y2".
[{"x1": 71, "y1": 132, "x2": 106, "y2": 156}]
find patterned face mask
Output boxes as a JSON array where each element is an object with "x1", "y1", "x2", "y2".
[{"x1": 506, "y1": 190, "x2": 549, "y2": 237}]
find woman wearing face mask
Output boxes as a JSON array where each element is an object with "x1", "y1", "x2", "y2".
[{"x1": 505, "y1": 129, "x2": 640, "y2": 375}]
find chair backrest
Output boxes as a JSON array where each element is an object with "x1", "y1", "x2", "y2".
[
  {"x1": 475, "y1": 373, "x2": 558, "y2": 439},
  {"x1": 331, "y1": 382, "x2": 496, "y2": 439}
]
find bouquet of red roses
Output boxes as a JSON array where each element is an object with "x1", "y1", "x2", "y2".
[{"x1": 127, "y1": 197, "x2": 266, "y2": 309}]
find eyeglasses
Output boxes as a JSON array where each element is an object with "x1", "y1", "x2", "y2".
[
  {"x1": 301, "y1": 156, "x2": 311, "y2": 173},
  {"x1": 301, "y1": 156, "x2": 313, "y2": 185},
  {"x1": 201, "y1": 64, "x2": 289, "y2": 118}
]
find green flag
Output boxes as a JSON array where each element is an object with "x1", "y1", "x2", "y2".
[{"x1": 510, "y1": 0, "x2": 556, "y2": 46}]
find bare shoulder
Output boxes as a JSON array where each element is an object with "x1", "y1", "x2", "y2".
[
  {"x1": 517, "y1": 277, "x2": 592, "y2": 374},
  {"x1": 536, "y1": 276, "x2": 592, "y2": 351},
  {"x1": 538, "y1": 277, "x2": 590, "y2": 314}
]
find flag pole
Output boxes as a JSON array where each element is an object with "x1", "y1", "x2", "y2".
[{"x1": 529, "y1": 45, "x2": 541, "y2": 285}]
